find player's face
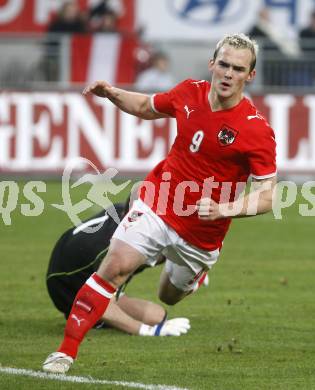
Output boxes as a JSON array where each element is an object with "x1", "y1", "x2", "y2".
[{"x1": 209, "y1": 44, "x2": 256, "y2": 100}]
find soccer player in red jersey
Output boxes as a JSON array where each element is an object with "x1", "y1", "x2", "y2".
[{"x1": 43, "y1": 33, "x2": 277, "y2": 373}]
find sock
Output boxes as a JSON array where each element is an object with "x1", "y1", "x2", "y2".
[
  {"x1": 190, "y1": 271, "x2": 208, "y2": 294},
  {"x1": 58, "y1": 273, "x2": 116, "y2": 358},
  {"x1": 196, "y1": 272, "x2": 208, "y2": 288}
]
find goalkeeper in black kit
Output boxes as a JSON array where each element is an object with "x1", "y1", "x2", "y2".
[{"x1": 46, "y1": 200, "x2": 191, "y2": 337}]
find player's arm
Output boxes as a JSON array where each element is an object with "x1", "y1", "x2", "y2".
[
  {"x1": 83, "y1": 80, "x2": 168, "y2": 120},
  {"x1": 101, "y1": 296, "x2": 190, "y2": 336},
  {"x1": 197, "y1": 175, "x2": 277, "y2": 220}
]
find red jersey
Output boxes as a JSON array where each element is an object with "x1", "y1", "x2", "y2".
[{"x1": 139, "y1": 79, "x2": 277, "y2": 250}]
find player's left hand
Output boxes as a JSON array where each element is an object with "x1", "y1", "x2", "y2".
[{"x1": 196, "y1": 197, "x2": 226, "y2": 220}]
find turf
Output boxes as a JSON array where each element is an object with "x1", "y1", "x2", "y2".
[{"x1": 0, "y1": 181, "x2": 314, "y2": 390}]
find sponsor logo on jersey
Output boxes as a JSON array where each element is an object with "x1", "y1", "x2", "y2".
[
  {"x1": 184, "y1": 105, "x2": 195, "y2": 119},
  {"x1": 247, "y1": 112, "x2": 264, "y2": 121},
  {"x1": 217, "y1": 126, "x2": 238, "y2": 146},
  {"x1": 191, "y1": 80, "x2": 206, "y2": 87}
]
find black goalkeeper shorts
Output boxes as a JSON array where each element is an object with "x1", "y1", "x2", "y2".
[{"x1": 46, "y1": 231, "x2": 96, "y2": 318}]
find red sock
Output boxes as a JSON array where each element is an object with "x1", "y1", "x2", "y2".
[
  {"x1": 197, "y1": 272, "x2": 208, "y2": 288},
  {"x1": 58, "y1": 273, "x2": 116, "y2": 358},
  {"x1": 188, "y1": 271, "x2": 208, "y2": 295}
]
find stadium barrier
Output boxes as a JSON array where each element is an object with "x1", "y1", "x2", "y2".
[
  {"x1": 0, "y1": 35, "x2": 314, "y2": 92},
  {"x1": 0, "y1": 91, "x2": 314, "y2": 177}
]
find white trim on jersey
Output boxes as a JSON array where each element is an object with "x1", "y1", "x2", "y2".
[
  {"x1": 86, "y1": 275, "x2": 114, "y2": 299},
  {"x1": 251, "y1": 171, "x2": 277, "y2": 180},
  {"x1": 150, "y1": 94, "x2": 162, "y2": 114},
  {"x1": 73, "y1": 214, "x2": 109, "y2": 235}
]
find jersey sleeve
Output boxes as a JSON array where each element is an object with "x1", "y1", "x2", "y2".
[
  {"x1": 247, "y1": 124, "x2": 277, "y2": 179},
  {"x1": 150, "y1": 79, "x2": 191, "y2": 117}
]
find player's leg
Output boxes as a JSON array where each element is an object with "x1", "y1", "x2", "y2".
[
  {"x1": 158, "y1": 261, "x2": 199, "y2": 305},
  {"x1": 58, "y1": 238, "x2": 145, "y2": 353},
  {"x1": 102, "y1": 295, "x2": 190, "y2": 336},
  {"x1": 43, "y1": 239, "x2": 145, "y2": 373},
  {"x1": 116, "y1": 295, "x2": 166, "y2": 325},
  {"x1": 96, "y1": 239, "x2": 146, "y2": 286},
  {"x1": 158, "y1": 235, "x2": 220, "y2": 305},
  {"x1": 100, "y1": 296, "x2": 149, "y2": 334},
  {"x1": 158, "y1": 264, "x2": 209, "y2": 305}
]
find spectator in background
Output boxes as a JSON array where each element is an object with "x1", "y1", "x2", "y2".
[
  {"x1": 298, "y1": 9, "x2": 315, "y2": 86},
  {"x1": 48, "y1": 1, "x2": 86, "y2": 34},
  {"x1": 89, "y1": 0, "x2": 124, "y2": 32},
  {"x1": 43, "y1": 1, "x2": 86, "y2": 81},
  {"x1": 248, "y1": 7, "x2": 299, "y2": 86},
  {"x1": 135, "y1": 51, "x2": 174, "y2": 91},
  {"x1": 90, "y1": 0, "x2": 124, "y2": 19},
  {"x1": 299, "y1": 10, "x2": 315, "y2": 49},
  {"x1": 90, "y1": 9, "x2": 118, "y2": 33},
  {"x1": 249, "y1": 7, "x2": 299, "y2": 57}
]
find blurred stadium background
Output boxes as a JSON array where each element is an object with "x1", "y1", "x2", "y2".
[{"x1": 0, "y1": 0, "x2": 315, "y2": 179}]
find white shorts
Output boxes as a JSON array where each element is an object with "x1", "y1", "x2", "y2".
[{"x1": 112, "y1": 200, "x2": 220, "y2": 291}]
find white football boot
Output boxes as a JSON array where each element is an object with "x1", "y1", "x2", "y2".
[{"x1": 42, "y1": 352, "x2": 73, "y2": 374}]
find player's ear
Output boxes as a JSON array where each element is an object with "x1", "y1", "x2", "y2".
[
  {"x1": 247, "y1": 69, "x2": 256, "y2": 82},
  {"x1": 208, "y1": 59, "x2": 214, "y2": 72}
]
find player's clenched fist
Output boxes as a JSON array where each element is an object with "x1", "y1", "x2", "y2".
[
  {"x1": 82, "y1": 80, "x2": 119, "y2": 99},
  {"x1": 196, "y1": 197, "x2": 225, "y2": 221}
]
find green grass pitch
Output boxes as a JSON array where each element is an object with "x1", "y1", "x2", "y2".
[{"x1": 0, "y1": 181, "x2": 314, "y2": 389}]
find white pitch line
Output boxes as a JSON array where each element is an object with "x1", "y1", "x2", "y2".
[{"x1": 0, "y1": 366, "x2": 189, "y2": 390}]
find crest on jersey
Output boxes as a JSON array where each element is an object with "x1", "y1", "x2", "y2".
[
  {"x1": 217, "y1": 125, "x2": 238, "y2": 146},
  {"x1": 123, "y1": 210, "x2": 144, "y2": 231}
]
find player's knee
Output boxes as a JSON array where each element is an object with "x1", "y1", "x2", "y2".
[
  {"x1": 158, "y1": 273, "x2": 186, "y2": 305},
  {"x1": 154, "y1": 306, "x2": 167, "y2": 323},
  {"x1": 97, "y1": 254, "x2": 123, "y2": 284},
  {"x1": 97, "y1": 249, "x2": 140, "y2": 287}
]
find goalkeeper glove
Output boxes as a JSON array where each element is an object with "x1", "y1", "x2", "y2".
[{"x1": 139, "y1": 317, "x2": 190, "y2": 336}]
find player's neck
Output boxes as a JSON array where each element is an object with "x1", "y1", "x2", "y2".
[{"x1": 208, "y1": 88, "x2": 243, "y2": 112}]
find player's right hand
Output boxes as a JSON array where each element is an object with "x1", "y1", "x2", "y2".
[
  {"x1": 196, "y1": 197, "x2": 227, "y2": 220},
  {"x1": 82, "y1": 80, "x2": 119, "y2": 99},
  {"x1": 139, "y1": 318, "x2": 191, "y2": 336},
  {"x1": 158, "y1": 318, "x2": 191, "y2": 336}
]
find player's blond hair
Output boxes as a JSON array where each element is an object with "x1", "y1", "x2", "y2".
[{"x1": 213, "y1": 33, "x2": 259, "y2": 72}]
